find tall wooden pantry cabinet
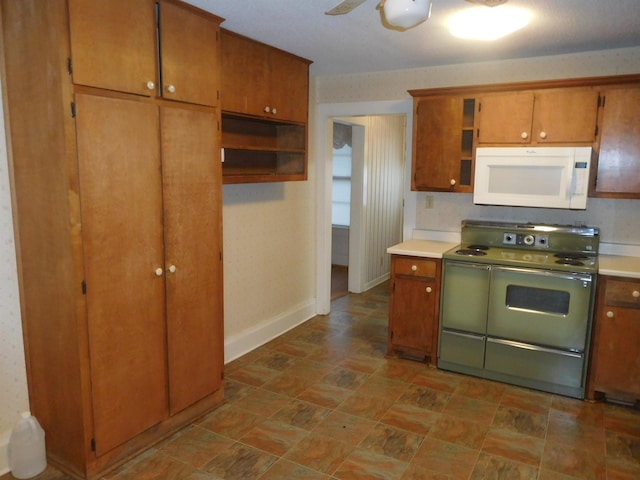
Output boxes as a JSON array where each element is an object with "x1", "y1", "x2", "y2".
[{"x1": 0, "y1": 1, "x2": 225, "y2": 478}]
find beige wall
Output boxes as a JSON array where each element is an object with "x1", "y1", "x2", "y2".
[{"x1": 316, "y1": 46, "x2": 640, "y2": 246}]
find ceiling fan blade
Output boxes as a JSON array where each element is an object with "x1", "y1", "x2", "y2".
[{"x1": 325, "y1": 0, "x2": 369, "y2": 16}]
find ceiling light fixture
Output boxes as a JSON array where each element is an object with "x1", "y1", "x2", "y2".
[
  {"x1": 449, "y1": 6, "x2": 530, "y2": 40},
  {"x1": 382, "y1": 0, "x2": 432, "y2": 30}
]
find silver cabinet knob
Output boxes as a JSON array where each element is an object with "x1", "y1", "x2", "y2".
[
  {"x1": 168, "y1": 265, "x2": 177, "y2": 273},
  {"x1": 450, "y1": 179, "x2": 456, "y2": 186},
  {"x1": 146, "y1": 81, "x2": 155, "y2": 90},
  {"x1": 539, "y1": 131, "x2": 547, "y2": 139},
  {"x1": 155, "y1": 267, "x2": 163, "y2": 276},
  {"x1": 426, "y1": 286, "x2": 432, "y2": 293},
  {"x1": 411, "y1": 265, "x2": 418, "y2": 272},
  {"x1": 264, "y1": 106, "x2": 271, "y2": 113},
  {"x1": 606, "y1": 311, "x2": 614, "y2": 318},
  {"x1": 521, "y1": 132, "x2": 528, "y2": 139},
  {"x1": 633, "y1": 290, "x2": 639, "y2": 298},
  {"x1": 272, "y1": 107, "x2": 277, "y2": 115},
  {"x1": 166, "y1": 84, "x2": 176, "y2": 94}
]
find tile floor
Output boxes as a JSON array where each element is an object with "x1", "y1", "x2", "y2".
[{"x1": 5, "y1": 282, "x2": 640, "y2": 480}]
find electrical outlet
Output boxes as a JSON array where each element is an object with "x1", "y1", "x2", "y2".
[{"x1": 425, "y1": 195, "x2": 434, "y2": 209}]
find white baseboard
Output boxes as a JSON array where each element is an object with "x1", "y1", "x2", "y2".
[
  {"x1": 224, "y1": 299, "x2": 317, "y2": 364},
  {"x1": 0, "y1": 429, "x2": 10, "y2": 475}
]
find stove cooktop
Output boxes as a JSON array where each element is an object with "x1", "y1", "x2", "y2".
[
  {"x1": 443, "y1": 244, "x2": 598, "y2": 274},
  {"x1": 444, "y1": 220, "x2": 600, "y2": 274}
]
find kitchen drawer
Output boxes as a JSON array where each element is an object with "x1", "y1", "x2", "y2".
[
  {"x1": 438, "y1": 330, "x2": 485, "y2": 369},
  {"x1": 393, "y1": 256, "x2": 436, "y2": 278},
  {"x1": 605, "y1": 279, "x2": 640, "y2": 309},
  {"x1": 485, "y1": 338, "x2": 584, "y2": 389}
]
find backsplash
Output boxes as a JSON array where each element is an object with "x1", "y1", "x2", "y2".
[{"x1": 415, "y1": 192, "x2": 640, "y2": 246}]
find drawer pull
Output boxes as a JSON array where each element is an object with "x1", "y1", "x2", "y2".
[
  {"x1": 606, "y1": 311, "x2": 614, "y2": 318},
  {"x1": 633, "y1": 290, "x2": 640, "y2": 298},
  {"x1": 426, "y1": 286, "x2": 432, "y2": 293},
  {"x1": 411, "y1": 265, "x2": 418, "y2": 272}
]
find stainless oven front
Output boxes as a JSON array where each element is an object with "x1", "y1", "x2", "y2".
[{"x1": 438, "y1": 260, "x2": 596, "y2": 399}]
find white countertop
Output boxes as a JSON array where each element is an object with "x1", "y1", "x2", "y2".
[
  {"x1": 599, "y1": 255, "x2": 640, "y2": 279},
  {"x1": 388, "y1": 239, "x2": 640, "y2": 279},
  {"x1": 386, "y1": 239, "x2": 458, "y2": 259}
]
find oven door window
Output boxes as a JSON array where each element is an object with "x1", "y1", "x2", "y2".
[
  {"x1": 506, "y1": 285, "x2": 570, "y2": 316},
  {"x1": 487, "y1": 266, "x2": 593, "y2": 351}
]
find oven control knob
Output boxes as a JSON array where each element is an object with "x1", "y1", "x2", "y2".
[
  {"x1": 606, "y1": 311, "x2": 615, "y2": 318},
  {"x1": 523, "y1": 234, "x2": 535, "y2": 246}
]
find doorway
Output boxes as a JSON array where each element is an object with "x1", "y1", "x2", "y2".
[
  {"x1": 316, "y1": 100, "x2": 415, "y2": 315},
  {"x1": 329, "y1": 114, "x2": 407, "y2": 310}
]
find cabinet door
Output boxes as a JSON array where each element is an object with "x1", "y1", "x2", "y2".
[
  {"x1": 593, "y1": 86, "x2": 640, "y2": 196},
  {"x1": 412, "y1": 96, "x2": 463, "y2": 190},
  {"x1": 268, "y1": 48, "x2": 309, "y2": 123},
  {"x1": 161, "y1": 105, "x2": 224, "y2": 414},
  {"x1": 221, "y1": 31, "x2": 269, "y2": 117},
  {"x1": 591, "y1": 306, "x2": 640, "y2": 399},
  {"x1": 68, "y1": 0, "x2": 157, "y2": 96},
  {"x1": 75, "y1": 93, "x2": 168, "y2": 456},
  {"x1": 159, "y1": 0, "x2": 219, "y2": 107},
  {"x1": 390, "y1": 277, "x2": 437, "y2": 356},
  {"x1": 532, "y1": 88, "x2": 599, "y2": 143},
  {"x1": 477, "y1": 91, "x2": 534, "y2": 144}
]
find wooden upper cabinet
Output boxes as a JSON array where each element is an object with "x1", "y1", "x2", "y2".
[
  {"x1": 413, "y1": 96, "x2": 463, "y2": 191},
  {"x1": 68, "y1": 0, "x2": 220, "y2": 106},
  {"x1": 592, "y1": 85, "x2": 640, "y2": 197},
  {"x1": 68, "y1": 0, "x2": 157, "y2": 96},
  {"x1": 221, "y1": 29, "x2": 310, "y2": 123},
  {"x1": 158, "y1": 0, "x2": 220, "y2": 106},
  {"x1": 477, "y1": 88, "x2": 599, "y2": 144},
  {"x1": 477, "y1": 91, "x2": 534, "y2": 144}
]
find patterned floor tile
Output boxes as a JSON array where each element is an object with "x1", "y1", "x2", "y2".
[
  {"x1": 359, "y1": 424, "x2": 424, "y2": 462},
  {"x1": 202, "y1": 442, "x2": 277, "y2": 480},
  {"x1": 333, "y1": 447, "x2": 409, "y2": 480}
]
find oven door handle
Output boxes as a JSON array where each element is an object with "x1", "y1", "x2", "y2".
[
  {"x1": 493, "y1": 266, "x2": 593, "y2": 283},
  {"x1": 443, "y1": 329, "x2": 486, "y2": 341},
  {"x1": 487, "y1": 337, "x2": 583, "y2": 359}
]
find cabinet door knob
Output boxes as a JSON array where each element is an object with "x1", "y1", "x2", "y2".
[
  {"x1": 633, "y1": 290, "x2": 640, "y2": 298},
  {"x1": 166, "y1": 84, "x2": 176, "y2": 94},
  {"x1": 521, "y1": 132, "x2": 528, "y2": 139},
  {"x1": 426, "y1": 286, "x2": 432, "y2": 293},
  {"x1": 272, "y1": 107, "x2": 277, "y2": 115},
  {"x1": 539, "y1": 131, "x2": 547, "y2": 139},
  {"x1": 606, "y1": 311, "x2": 614, "y2": 318},
  {"x1": 146, "y1": 81, "x2": 155, "y2": 90},
  {"x1": 411, "y1": 265, "x2": 418, "y2": 271},
  {"x1": 264, "y1": 106, "x2": 271, "y2": 113},
  {"x1": 168, "y1": 265, "x2": 177, "y2": 273},
  {"x1": 450, "y1": 179, "x2": 456, "y2": 186},
  {"x1": 155, "y1": 267, "x2": 163, "y2": 276}
]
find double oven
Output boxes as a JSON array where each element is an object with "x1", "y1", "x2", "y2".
[{"x1": 438, "y1": 220, "x2": 599, "y2": 399}]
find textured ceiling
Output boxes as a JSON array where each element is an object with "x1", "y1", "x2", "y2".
[{"x1": 185, "y1": 0, "x2": 640, "y2": 76}]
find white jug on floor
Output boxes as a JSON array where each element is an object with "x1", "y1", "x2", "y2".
[{"x1": 7, "y1": 412, "x2": 46, "y2": 479}]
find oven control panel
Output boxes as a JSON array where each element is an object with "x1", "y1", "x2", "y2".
[{"x1": 503, "y1": 232, "x2": 549, "y2": 248}]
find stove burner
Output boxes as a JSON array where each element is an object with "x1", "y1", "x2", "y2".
[
  {"x1": 455, "y1": 249, "x2": 487, "y2": 256},
  {"x1": 467, "y1": 244, "x2": 489, "y2": 250}
]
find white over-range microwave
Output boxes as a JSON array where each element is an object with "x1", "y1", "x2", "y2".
[{"x1": 473, "y1": 146, "x2": 592, "y2": 210}]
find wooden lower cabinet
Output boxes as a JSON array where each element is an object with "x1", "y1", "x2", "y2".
[
  {"x1": 587, "y1": 276, "x2": 640, "y2": 405},
  {"x1": 388, "y1": 256, "x2": 441, "y2": 363}
]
